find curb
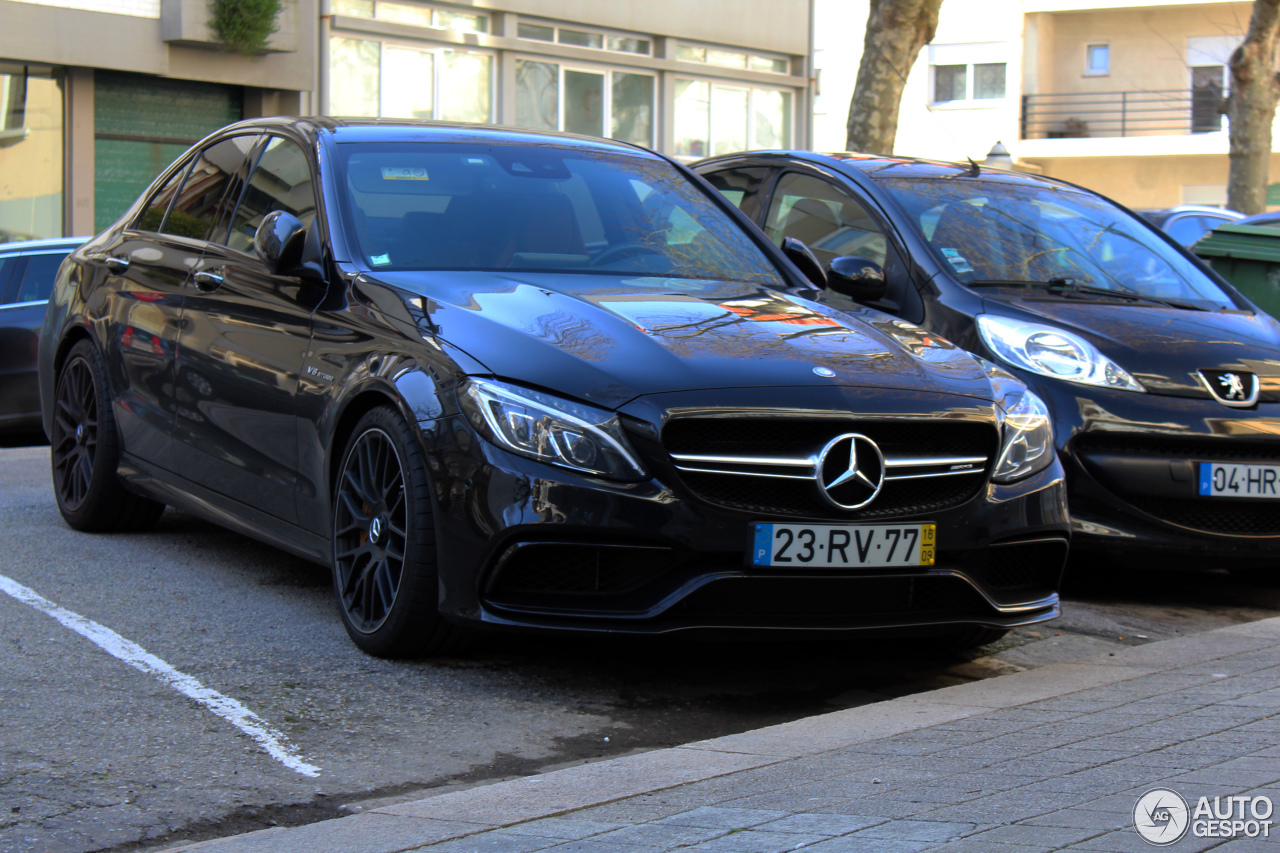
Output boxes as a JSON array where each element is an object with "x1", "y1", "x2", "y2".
[{"x1": 164, "y1": 616, "x2": 1280, "y2": 852}]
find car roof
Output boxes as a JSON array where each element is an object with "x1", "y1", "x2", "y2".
[
  {"x1": 212, "y1": 116, "x2": 661, "y2": 158},
  {"x1": 0, "y1": 237, "x2": 88, "y2": 253},
  {"x1": 698, "y1": 149, "x2": 1079, "y2": 190}
]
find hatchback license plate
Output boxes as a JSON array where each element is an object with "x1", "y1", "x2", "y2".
[
  {"x1": 1199, "y1": 462, "x2": 1280, "y2": 498},
  {"x1": 751, "y1": 522, "x2": 935, "y2": 568}
]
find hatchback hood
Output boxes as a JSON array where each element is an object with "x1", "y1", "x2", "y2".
[
  {"x1": 358, "y1": 271, "x2": 995, "y2": 408},
  {"x1": 983, "y1": 292, "x2": 1280, "y2": 401}
]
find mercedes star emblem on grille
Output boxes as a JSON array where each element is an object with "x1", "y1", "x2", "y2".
[
  {"x1": 1198, "y1": 369, "x2": 1260, "y2": 408},
  {"x1": 816, "y1": 433, "x2": 886, "y2": 510}
]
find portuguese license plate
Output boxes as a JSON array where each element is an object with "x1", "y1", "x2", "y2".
[
  {"x1": 751, "y1": 522, "x2": 935, "y2": 568},
  {"x1": 1199, "y1": 462, "x2": 1280, "y2": 498}
]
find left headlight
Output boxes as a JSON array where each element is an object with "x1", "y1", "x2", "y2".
[
  {"x1": 977, "y1": 314, "x2": 1144, "y2": 393},
  {"x1": 458, "y1": 378, "x2": 647, "y2": 482},
  {"x1": 992, "y1": 390, "x2": 1055, "y2": 484}
]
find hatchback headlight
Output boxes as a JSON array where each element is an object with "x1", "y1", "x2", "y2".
[
  {"x1": 977, "y1": 315, "x2": 1144, "y2": 392},
  {"x1": 459, "y1": 378, "x2": 646, "y2": 481},
  {"x1": 993, "y1": 390, "x2": 1055, "y2": 483}
]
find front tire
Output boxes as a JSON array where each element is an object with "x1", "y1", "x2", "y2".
[
  {"x1": 50, "y1": 340, "x2": 164, "y2": 532},
  {"x1": 332, "y1": 406, "x2": 462, "y2": 657}
]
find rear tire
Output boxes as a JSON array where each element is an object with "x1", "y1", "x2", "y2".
[
  {"x1": 331, "y1": 406, "x2": 464, "y2": 657},
  {"x1": 50, "y1": 340, "x2": 165, "y2": 532}
]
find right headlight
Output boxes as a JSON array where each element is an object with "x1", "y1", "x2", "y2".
[
  {"x1": 992, "y1": 390, "x2": 1055, "y2": 484},
  {"x1": 977, "y1": 314, "x2": 1144, "y2": 392},
  {"x1": 458, "y1": 378, "x2": 647, "y2": 482}
]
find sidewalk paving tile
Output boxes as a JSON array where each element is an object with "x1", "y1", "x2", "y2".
[
  {"x1": 589, "y1": 822, "x2": 727, "y2": 848},
  {"x1": 679, "y1": 829, "x2": 827, "y2": 852},
  {"x1": 494, "y1": 818, "x2": 625, "y2": 840},
  {"x1": 958, "y1": 823, "x2": 1100, "y2": 847},
  {"x1": 799, "y1": 838, "x2": 932, "y2": 853},
  {"x1": 845, "y1": 818, "x2": 978, "y2": 842},
  {"x1": 750, "y1": 812, "x2": 885, "y2": 835},
  {"x1": 655, "y1": 807, "x2": 789, "y2": 830}
]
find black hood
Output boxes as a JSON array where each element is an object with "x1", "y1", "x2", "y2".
[
  {"x1": 356, "y1": 271, "x2": 998, "y2": 408},
  {"x1": 983, "y1": 292, "x2": 1280, "y2": 402}
]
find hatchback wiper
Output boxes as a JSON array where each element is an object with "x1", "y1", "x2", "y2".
[{"x1": 967, "y1": 279, "x2": 1211, "y2": 311}]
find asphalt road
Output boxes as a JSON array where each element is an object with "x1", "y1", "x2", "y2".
[{"x1": 2, "y1": 445, "x2": 1277, "y2": 853}]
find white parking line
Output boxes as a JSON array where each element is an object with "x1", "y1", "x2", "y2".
[{"x1": 0, "y1": 573, "x2": 321, "y2": 778}]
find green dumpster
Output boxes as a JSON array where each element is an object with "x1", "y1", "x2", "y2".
[{"x1": 1193, "y1": 223, "x2": 1280, "y2": 318}]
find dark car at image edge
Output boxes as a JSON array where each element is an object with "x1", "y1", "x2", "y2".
[
  {"x1": 695, "y1": 149, "x2": 1280, "y2": 566},
  {"x1": 39, "y1": 118, "x2": 1069, "y2": 656}
]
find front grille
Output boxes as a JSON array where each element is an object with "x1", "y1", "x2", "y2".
[
  {"x1": 488, "y1": 544, "x2": 677, "y2": 598},
  {"x1": 1076, "y1": 434, "x2": 1280, "y2": 535},
  {"x1": 673, "y1": 575, "x2": 991, "y2": 619},
  {"x1": 1126, "y1": 496, "x2": 1280, "y2": 536},
  {"x1": 664, "y1": 417, "x2": 997, "y2": 520}
]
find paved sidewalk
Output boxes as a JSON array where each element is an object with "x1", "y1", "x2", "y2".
[{"x1": 168, "y1": 618, "x2": 1280, "y2": 853}]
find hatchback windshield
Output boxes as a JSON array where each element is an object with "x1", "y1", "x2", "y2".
[
  {"x1": 336, "y1": 142, "x2": 783, "y2": 284},
  {"x1": 875, "y1": 177, "x2": 1237, "y2": 310}
]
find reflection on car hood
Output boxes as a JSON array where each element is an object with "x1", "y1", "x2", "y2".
[
  {"x1": 359, "y1": 271, "x2": 995, "y2": 408},
  {"x1": 983, "y1": 292, "x2": 1280, "y2": 400}
]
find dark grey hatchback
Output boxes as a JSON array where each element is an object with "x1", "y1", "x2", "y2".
[{"x1": 40, "y1": 119, "x2": 1068, "y2": 656}]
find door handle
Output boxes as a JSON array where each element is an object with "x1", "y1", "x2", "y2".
[
  {"x1": 193, "y1": 268, "x2": 225, "y2": 292},
  {"x1": 104, "y1": 255, "x2": 130, "y2": 274}
]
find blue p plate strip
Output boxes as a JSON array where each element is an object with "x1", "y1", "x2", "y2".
[
  {"x1": 1198, "y1": 462, "x2": 1212, "y2": 496},
  {"x1": 752, "y1": 524, "x2": 772, "y2": 566}
]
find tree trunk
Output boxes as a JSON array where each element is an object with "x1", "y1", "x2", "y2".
[
  {"x1": 1227, "y1": 0, "x2": 1280, "y2": 214},
  {"x1": 845, "y1": 0, "x2": 945, "y2": 154}
]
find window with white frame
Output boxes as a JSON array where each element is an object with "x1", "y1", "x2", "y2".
[
  {"x1": 516, "y1": 21, "x2": 651, "y2": 56},
  {"x1": 329, "y1": 36, "x2": 493, "y2": 124},
  {"x1": 673, "y1": 79, "x2": 791, "y2": 158},
  {"x1": 929, "y1": 43, "x2": 1009, "y2": 105},
  {"x1": 1085, "y1": 43, "x2": 1110, "y2": 76},
  {"x1": 332, "y1": 0, "x2": 488, "y2": 33},
  {"x1": 675, "y1": 42, "x2": 789, "y2": 75},
  {"x1": 514, "y1": 58, "x2": 655, "y2": 146}
]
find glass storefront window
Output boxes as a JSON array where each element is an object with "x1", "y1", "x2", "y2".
[
  {"x1": 675, "y1": 79, "x2": 792, "y2": 159},
  {"x1": 442, "y1": 52, "x2": 492, "y2": 123},
  {"x1": 678, "y1": 43, "x2": 789, "y2": 75},
  {"x1": 559, "y1": 29, "x2": 603, "y2": 49},
  {"x1": 611, "y1": 72, "x2": 653, "y2": 147},
  {"x1": 516, "y1": 60, "x2": 654, "y2": 146},
  {"x1": 329, "y1": 37, "x2": 492, "y2": 123},
  {"x1": 0, "y1": 65, "x2": 63, "y2": 240},
  {"x1": 382, "y1": 46, "x2": 434, "y2": 119},
  {"x1": 518, "y1": 22, "x2": 554, "y2": 41},
  {"x1": 333, "y1": 0, "x2": 373, "y2": 16},
  {"x1": 516, "y1": 60, "x2": 559, "y2": 131},
  {"x1": 330, "y1": 37, "x2": 381, "y2": 116}
]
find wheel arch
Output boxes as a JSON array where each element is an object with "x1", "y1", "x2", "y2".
[{"x1": 326, "y1": 379, "x2": 435, "y2": 503}]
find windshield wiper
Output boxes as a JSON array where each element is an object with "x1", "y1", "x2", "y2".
[{"x1": 967, "y1": 279, "x2": 1210, "y2": 311}]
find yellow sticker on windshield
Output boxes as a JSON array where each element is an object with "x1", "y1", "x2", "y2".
[{"x1": 381, "y1": 166, "x2": 430, "y2": 181}]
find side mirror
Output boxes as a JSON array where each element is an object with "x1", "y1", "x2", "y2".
[
  {"x1": 255, "y1": 211, "x2": 307, "y2": 275},
  {"x1": 827, "y1": 255, "x2": 888, "y2": 302},
  {"x1": 782, "y1": 237, "x2": 827, "y2": 288}
]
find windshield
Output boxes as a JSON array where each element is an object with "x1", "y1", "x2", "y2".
[
  {"x1": 335, "y1": 142, "x2": 783, "y2": 284},
  {"x1": 874, "y1": 176, "x2": 1238, "y2": 310}
]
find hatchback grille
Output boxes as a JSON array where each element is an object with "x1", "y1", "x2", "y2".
[
  {"x1": 664, "y1": 418, "x2": 997, "y2": 519},
  {"x1": 1076, "y1": 434, "x2": 1280, "y2": 535}
]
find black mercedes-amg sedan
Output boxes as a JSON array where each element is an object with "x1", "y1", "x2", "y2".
[
  {"x1": 696, "y1": 151, "x2": 1280, "y2": 568},
  {"x1": 39, "y1": 119, "x2": 1068, "y2": 656}
]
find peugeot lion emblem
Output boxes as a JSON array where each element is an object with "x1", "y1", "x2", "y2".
[
  {"x1": 816, "y1": 433, "x2": 886, "y2": 510},
  {"x1": 1198, "y1": 369, "x2": 1260, "y2": 408}
]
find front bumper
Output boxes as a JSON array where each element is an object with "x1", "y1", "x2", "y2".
[
  {"x1": 1029, "y1": 376, "x2": 1280, "y2": 561},
  {"x1": 419, "y1": 411, "x2": 1069, "y2": 635}
]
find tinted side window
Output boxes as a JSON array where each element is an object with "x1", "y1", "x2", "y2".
[
  {"x1": 703, "y1": 166, "x2": 768, "y2": 212},
  {"x1": 225, "y1": 137, "x2": 317, "y2": 252},
  {"x1": 134, "y1": 166, "x2": 189, "y2": 232},
  {"x1": 764, "y1": 172, "x2": 887, "y2": 268},
  {"x1": 13, "y1": 251, "x2": 72, "y2": 303},
  {"x1": 0, "y1": 255, "x2": 19, "y2": 303},
  {"x1": 163, "y1": 135, "x2": 261, "y2": 241}
]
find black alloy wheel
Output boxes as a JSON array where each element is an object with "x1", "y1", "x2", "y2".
[
  {"x1": 332, "y1": 406, "x2": 462, "y2": 657},
  {"x1": 50, "y1": 340, "x2": 164, "y2": 531}
]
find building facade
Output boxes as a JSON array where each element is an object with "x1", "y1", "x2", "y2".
[
  {"x1": 814, "y1": 0, "x2": 1280, "y2": 211},
  {"x1": 319, "y1": 0, "x2": 813, "y2": 161},
  {"x1": 3, "y1": 0, "x2": 813, "y2": 241},
  {"x1": 0, "y1": 0, "x2": 318, "y2": 238}
]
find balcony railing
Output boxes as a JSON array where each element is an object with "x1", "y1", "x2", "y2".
[{"x1": 1021, "y1": 89, "x2": 1227, "y2": 139}]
